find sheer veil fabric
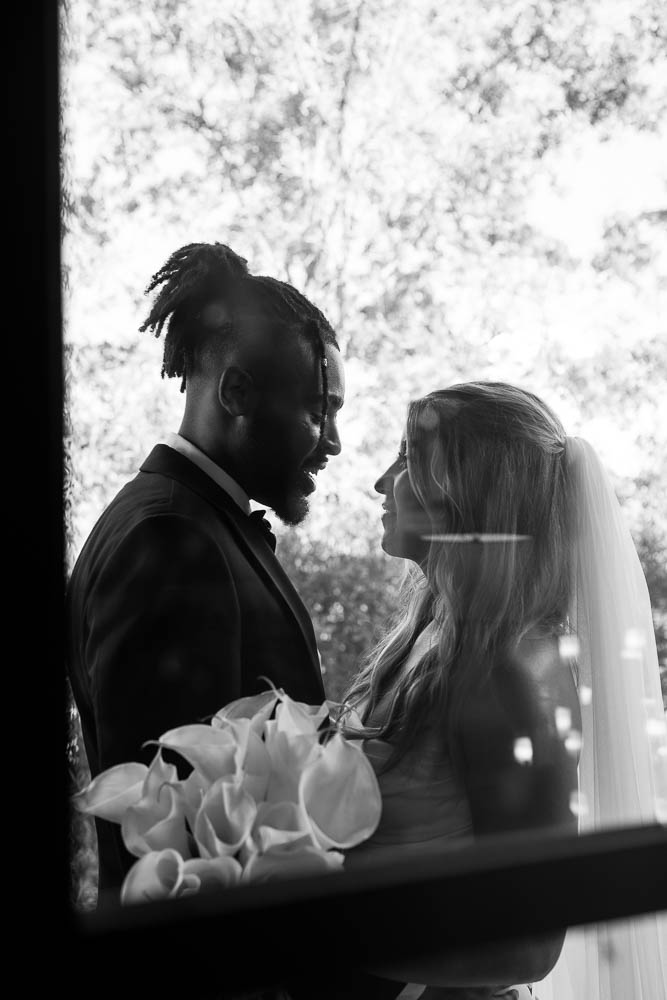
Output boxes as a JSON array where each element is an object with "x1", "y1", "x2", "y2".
[{"x1": 536, "y1": 437, "x2": 667, "y2": 1000}]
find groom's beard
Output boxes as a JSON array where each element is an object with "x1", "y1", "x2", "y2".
[
  {"x1": 245, "y1": 446, "x2": 315, "y2": 528},
  {"x1": 244, "y1": 404, "x2": 327, "y2": 526},
  {"x1": 271, "y1": 480, "x2": 310, "y2": 526}
]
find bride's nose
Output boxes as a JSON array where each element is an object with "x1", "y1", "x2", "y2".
[{"x1": 374, "y1": 468, "x2": 392, "y2": 495}]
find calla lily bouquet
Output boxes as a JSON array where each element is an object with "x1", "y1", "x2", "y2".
[{"x1": 73, "y1": 687, "x2": 382, "y2": 905}]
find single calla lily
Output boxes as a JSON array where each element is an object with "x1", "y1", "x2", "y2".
[
  {"x1": 260, "y1": 691, "x2": 331, "y2": 804},
  {"x1": 194, "y1": 776, "x2": 257, "y2": 858},
  {"x1": 72, "y1": 761, "x2": 148, "y2": 822},
  {"x1": 177, "y1": 768, "x2": 209, "y2": 828},
  {"x1": 213, "y1": 689, "x2": 280, "y2": 736},
  {"x1": 120, "y1": 849, "x2": 198, "y2": 905},
  {"x1": 121, "y1": 781, "x2": 192, "y2": 859},
  {"x1": 299, "y1": 732, "x2": 382, "y2": 850},
  {"x1": 238, "y1": 726, "x2": 272, "y2": 802},
  {"x1": 274, "y1": 693, "x2": 330, "y2": 738},
  {"x1": 154, "y1": 721, "x2": 249, "y2": 784},
  {"x1": 181, "y1": 856, "x2": 243, "y2": 892},
  {"x1": 251, "y1": 800, "x2": 317, "y2": 853},
  {"x1": 263, "y1": 720, "x2": 322, "y2": 805},
  {"x1": 141, "y1": 750, "x2": 179, "y2": 795}
]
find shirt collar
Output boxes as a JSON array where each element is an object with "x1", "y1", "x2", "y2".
[{"x1": 162, "y1": 432, "x2": 252, "y2": 515}]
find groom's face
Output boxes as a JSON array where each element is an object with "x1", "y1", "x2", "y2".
[
  {"x1": 375, "y1": 438, "x2": 431, "y2": 563},
  {"x1": 247, "y1": 339, "x2": 345, "y2": 525}
]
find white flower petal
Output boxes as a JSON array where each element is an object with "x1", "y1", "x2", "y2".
[
  {"x1": 213, "y1": 690, "x2": 280, "y2": 736},
  {"x1": 121, "y1": 782, "x2": 191, "y2": 859},
  {"x1": 71, "y1": 762, "x2": 148, "y2": 822},
  {"x1": 182, "y1": 856, "x2": 243, "y2": 892},
  {"x1": 156, "y1": 722, "x2": 248, "y2": 783},
  {"x1": 120, "y1": 849, "x2": 186, "y2": 905},
  {"x1": 264, "y1": 724, "x2": 322, "y2": 804},
  {"x1": 299, "y1": 733, "x2": 382, "y2": 849},
  {"x1": 194, "y1": 777, "x2": 257, "y2": 858},
  {"x1": 178, "y1": 769, "x2": 208, "y2": 827},
  {"x1": 252, "y1": 801, "x2": 317, "y2": 852},
  {"x1": 274, "y1": 694, "x2": 329, "y2": 738},
  {"x1": 141, "y1": 751, "x2": 179, "y2": 796},
  {"x1": 239, "y1": 727, "x2": 272, "y2": 802}
]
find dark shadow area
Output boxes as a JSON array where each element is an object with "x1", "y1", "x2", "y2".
[{"x1": 71, "y1": 823, "x2": 667, "y2": 998}]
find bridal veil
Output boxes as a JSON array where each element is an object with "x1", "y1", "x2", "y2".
[{"x1": 536, "y1": 436, "x2": 667, "y2": 1000}]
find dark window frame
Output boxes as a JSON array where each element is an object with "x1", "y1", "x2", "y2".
[
  {"x1": 72, "y1": 822, "x2": 667, "y2": 996},
  {"x1": 24, "y1": 5, "x2": 665, "y2": 996}
]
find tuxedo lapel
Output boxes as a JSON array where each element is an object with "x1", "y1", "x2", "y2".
[{"x1": 140, "y1": 446, "x2": 322, "y2": 674}]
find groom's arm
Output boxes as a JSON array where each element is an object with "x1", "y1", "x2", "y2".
[{"x1": 87, "y1": 513, "x2": 243, "y2": 773}]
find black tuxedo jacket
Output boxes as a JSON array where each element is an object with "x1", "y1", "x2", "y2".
[{"x1": 66, "y1": 445, "x2": 325, "y2": 894}]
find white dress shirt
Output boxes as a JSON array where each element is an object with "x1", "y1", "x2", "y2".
[{"x1": 161, "y1": 432, "x2": 251, "y2": 515}]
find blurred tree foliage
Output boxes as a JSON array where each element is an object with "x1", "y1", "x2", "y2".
[
  {"x1": 275, "y1": 530, "x2": 405, "y2": 703},
  {"x1": 62, "y1": 0, "x2": 667, "y2": 901},
  {"x1": 61, "y1": 0, "x2": 667, "y2": 674}
]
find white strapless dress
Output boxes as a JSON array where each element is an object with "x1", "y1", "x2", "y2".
[
  {"x1": 343, "y1": 687, "x2": 534, "y2": 999},
  {"x1": 345, "y1": 644, "x2": 536, "y2": 1000},
  {"x1": 345, "y1": 734, "x2": 474, "y2": 866}
]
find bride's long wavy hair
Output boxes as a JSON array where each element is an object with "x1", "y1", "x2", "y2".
[{"x1": 342, "y1": 381, "x2": 573, "y2": 774}]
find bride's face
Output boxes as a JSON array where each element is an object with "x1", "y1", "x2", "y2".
[{"x1": 375, "y1": 438, "x2": 431, "y2": 564}]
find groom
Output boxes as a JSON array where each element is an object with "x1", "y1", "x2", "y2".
[{"x1": 65, "y1": 242, "x2": 345, "y2": 899}]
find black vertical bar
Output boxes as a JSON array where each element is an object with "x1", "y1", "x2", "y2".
[{"x1": 11, "y1": 1, "x2": 67, "y2": 922}]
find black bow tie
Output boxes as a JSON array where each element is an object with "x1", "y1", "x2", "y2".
[{"x1": 248, "y1": 509, "x2": 277, "y2": 552}]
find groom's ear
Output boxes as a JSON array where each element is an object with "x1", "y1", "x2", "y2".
[{"x1": 218, "y1": 366, "x2": 258, "y2": 416}]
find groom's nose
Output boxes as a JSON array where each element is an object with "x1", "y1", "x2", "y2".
[{"x1": 322, "y1": 414, "x2": 342, "y2": 456}]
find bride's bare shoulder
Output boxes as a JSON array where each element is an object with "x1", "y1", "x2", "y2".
[
  {"x1": 498, "y1": 630, "x2": 581, "y2": 734},
  {"x1": 458, "y1": 629, "x2": 581, "y2": 835},
  {"x1": 460, "y1": 629, "x2": 580, "y2": 738}
]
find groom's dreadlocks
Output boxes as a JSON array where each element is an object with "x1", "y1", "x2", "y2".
[{"x1": 139, "y1": 242, "x2": 337, "y2": 437}]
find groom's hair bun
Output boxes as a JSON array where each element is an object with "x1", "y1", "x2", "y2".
[{"x1": 139, "y1": 241, "x2": 338, "y2": 393}]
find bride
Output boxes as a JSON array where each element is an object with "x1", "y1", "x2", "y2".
[{"x1": 339, "y1": 381, "x2": 667, "y2": 1000}]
